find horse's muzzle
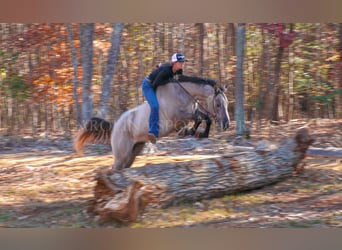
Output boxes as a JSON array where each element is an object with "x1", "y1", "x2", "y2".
[
  {"x1": 221, "y1": 116, "x2": 229, "y2": 130},
  {"x1": 221, "y1": 119, "x2": 229, "y2": 130}
]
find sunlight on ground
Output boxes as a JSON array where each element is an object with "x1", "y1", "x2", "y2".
[{"x1": 132, "y1": 154, "x2": 220, "y2": 168}]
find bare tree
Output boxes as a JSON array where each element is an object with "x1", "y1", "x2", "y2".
[
  {"x1": 196, "y1": 23, "x2": 205, "y2": 76},
  {"x1": 79, "y1": 23, "x2": 94, "y2": 122},
  {"x1": 98, "y1": 23, "x2": 124, "y2": 119},
  {"x1": 235, "y1": 23, "x2": 248, "y2": 136},
  {"x1": 338, "y1": 23, "x2": 342, "y2": 118},
  {"x1": 268, "y1": 23, "x2": 296, "y2": 122},
  {"x1": 66, "y1": 23, "x2": 82, "y2": 126}
]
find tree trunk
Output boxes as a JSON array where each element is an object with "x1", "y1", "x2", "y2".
[
  {"x1": 287, "y1": 46, "x2": 294, "y2": 120},
  {"x1": 269, "y1": 45, "x2": 284, "y2": 122},
  {"x1": 338, "y1": 23, "x2": 342, "y2": 118},
  {"x1": 269, "y1": 24, "x2": 295, "y2": 122},
  {"x1": 79, "y1": 23, "x2": 94, "y2": 122},
  {"x1": 92, "y1": 128, "x2": 314, "y2": 222},
  {"x1": 226, "y1": 23, "x2": 235, "y2": 59},
  {"x1": 217, "y1": 24, "x2": 226, "y2": 84},
  {"x1": 257, "y1": 28, "x2": 267, "y2": 124},
  {"x1": 197, "y1": 23, "x2": 205, "y2": 76},
  {"x1": 167, "y1": 24, "x2": 173, "y2": 55},
  {"x1": 263, "y1": 31, "x2": 273, "y2": 120},
  {"x1": 66, "y1": 23, "x2": 82, "y2": 126},
  {"x1": 235, "y1": 23, "x2": 247, "y2": 136},
  {"x1": 98, "y1": 23, "x2": 123, "y2": 119}
]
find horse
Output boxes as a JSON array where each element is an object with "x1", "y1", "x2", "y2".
[{"x1": 74, "y1": 77, "x2": 230, "y2": 171}]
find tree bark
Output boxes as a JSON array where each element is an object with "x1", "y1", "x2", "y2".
[
  {"x1": 226, "y1": 23, "x2": 235, "y2": 59},
  {"x1": 235, "y1": 23, "x2": 247, "y2": 136},
  {"x1": 338, "y1": 23, "x2": 342, "y2": 118},
  {"x1": 269, "y1": 24, "x2": 295, "y2": 122},
  {"x1": 196, "y1": 23, "x2": 205, "y2": 76},
  {"x1": 79, "y1": 23, "x2": 94, "y2": 122},
  {"x1": 66, "y1": 23, "x2": 82, "y2": 126},
  {"x1": 92, "y1": 128, "x2": 314, "y2": 222},
  {"x1": 269, "y1": 45, "x2": 284, "y2": 121},
  {"x1": 98, "y1": 23, "x2": 123, "y2": 119}
]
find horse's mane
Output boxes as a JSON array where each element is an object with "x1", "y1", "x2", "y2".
[{"x1": 178, "y1": 75, "x2": 216, "y2": 87}]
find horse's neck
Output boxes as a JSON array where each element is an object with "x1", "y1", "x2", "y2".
[
  {"x1": 180, "y1": 82, "x2": 218, "y2": 114},
  {"x1": 156, "y1": 81, "x2": 215, "y2": 112},
  {"x1": 178, "y1": 82, "x2": 215, "y2": 102}
]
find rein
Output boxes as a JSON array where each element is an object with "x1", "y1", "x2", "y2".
[{"x1": 174, "y1": 80, "x2": 219, "y2": 121}]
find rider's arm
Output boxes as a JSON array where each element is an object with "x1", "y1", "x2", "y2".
[{"x1": 151, "y1": 69, "x2": 172, "y2": 89}]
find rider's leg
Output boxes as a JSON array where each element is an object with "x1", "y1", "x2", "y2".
[{"x1": 142, "y1": 80, "x2": 159, "y2": 143}]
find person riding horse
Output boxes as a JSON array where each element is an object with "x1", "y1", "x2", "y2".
[
  {"x1": 142, "y1": 53, "x2": 188, "y2": 144},
  {"x1": 75, "y1": 79, "x2": 230, "y2": 171}
]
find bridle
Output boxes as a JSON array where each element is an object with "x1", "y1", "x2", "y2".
[
  {"x1": 175, "y1": 80, "x2": 225, "y2": 122},
  {"x1": 208, "y1": 87, "x2": 227, "y2": 122}
]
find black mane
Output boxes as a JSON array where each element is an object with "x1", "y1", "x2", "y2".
[{"x1": 178, "y1": 75, "x2": 216, "y2": 87}]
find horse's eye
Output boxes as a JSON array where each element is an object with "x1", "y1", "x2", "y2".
[{"x1": 216, "y1": 103, "x2": 221, "y2": 108}]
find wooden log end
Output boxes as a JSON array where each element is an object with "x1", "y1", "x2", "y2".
[
  {"x1": 93, "y1": 169, "x2": 172, "y2": 222},
  {"x1": 294, "y1": 127, "x2": 315, "y2": 153}
]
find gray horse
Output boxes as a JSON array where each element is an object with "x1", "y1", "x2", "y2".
[{"x1": 74, "y1": 79, "x2": 230, "y2": 170}]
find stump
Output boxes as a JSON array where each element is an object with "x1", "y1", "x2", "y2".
[{"x1": 92, "y1": 128, "x2": 314, "y2": 222}]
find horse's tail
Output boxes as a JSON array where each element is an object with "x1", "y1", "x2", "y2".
[{"x1": 74, "y1": 117, "x2": 114, "y2": 155}]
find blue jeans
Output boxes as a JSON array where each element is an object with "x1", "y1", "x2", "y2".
[{"x1": 142, "y1": 79, "x2": 159, "y2": 137}]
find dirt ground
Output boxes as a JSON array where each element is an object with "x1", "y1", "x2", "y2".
[{"x1": 0, "y1": 119, "x2": 341, "y2": 228}]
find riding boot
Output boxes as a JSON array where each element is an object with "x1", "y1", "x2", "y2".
[{"x1": 148, "y1": 133, "x2": 157, "y2": 144}]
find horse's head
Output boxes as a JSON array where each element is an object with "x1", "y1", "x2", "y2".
[
  {"x1": 212, "y1": 86, "x2": 230, "y2": 130},
  {"x1": 169, "y1": 78, "x2": 230, "y2": 131}
]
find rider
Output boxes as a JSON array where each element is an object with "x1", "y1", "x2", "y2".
[{"x1": 142, "y1": 53, "x2": 187, "y2": 144}]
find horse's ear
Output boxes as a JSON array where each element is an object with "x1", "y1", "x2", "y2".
[{"x1": 215, "y1": 83, "x2": 227, "y2": 91}]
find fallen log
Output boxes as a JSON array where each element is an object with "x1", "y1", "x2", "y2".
[
  {"x1": 92, "y1": 127, "x2": 314, "y2": 222},
  {"x1": 229, "y1": 145, "x2": 342, "y2": 157}
]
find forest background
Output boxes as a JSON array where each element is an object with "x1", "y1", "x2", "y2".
[{"x1": 0, "y1": 23, "x2": 341, "y2": 136}]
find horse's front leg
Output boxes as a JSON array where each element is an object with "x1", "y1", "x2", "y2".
[
  {"x1": 175, "y1": 110, "x2": 199, "y2": 137},
  {"x1": 183, "y1": 109, "x2": 212, "y2": 137},
  {"x1": 182, "y1": 111, "x2": 201, "y2": 136},
  {"x1": 191, "y1": 109, "x2": 212, "y2": 138},
  {"x1": 198, "y1": 114, "x2": 211, "y2": 138},
  {"x1": 178, "y1": 108, "x2": 204, "y2": 136}
]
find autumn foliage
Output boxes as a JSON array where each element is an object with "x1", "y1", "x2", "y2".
[{"x1": 0, "y1": 23, "x2": 341, "y2": 134}]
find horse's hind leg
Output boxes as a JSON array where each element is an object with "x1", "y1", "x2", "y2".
[
  {"x1": 112, "y1": 141, "x2": 146, "y2": 171},
  {"x1": 123, "y1": 142, "x2": 146, "y2": 169},
  {"x1": 112, "y1": 134, "x2": 132, "y2": 170}
]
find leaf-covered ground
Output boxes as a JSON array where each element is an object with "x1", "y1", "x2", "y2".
[{"x1": 0, "y1": 119, "x2": 341, "y2": 228}]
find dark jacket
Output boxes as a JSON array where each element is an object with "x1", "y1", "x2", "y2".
[{"x1": 147, "y1": 63, "x2": 183, "y2": 89}]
